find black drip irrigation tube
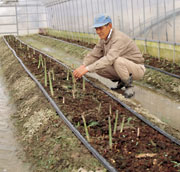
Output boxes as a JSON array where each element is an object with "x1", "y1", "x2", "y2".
[
  {"x1": 11, "y1": 36, "x2": 180, "y2": 147},
  {"x1": 145, "y1": 64, "x2": 180, "y2": 79},
  {"x1": 3, "y1": 37, "x2": 118, "y2": 172},
  {"x1": 3, "y1": 36, "x2": 180, "y2": 171},
  {"x1": 38, "y1": 34, "x2": 180, "y2": 79}
]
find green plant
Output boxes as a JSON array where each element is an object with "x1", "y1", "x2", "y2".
[
  {"x1": 72, "y1": 90, "x2": 75, "y2": 99},
  {"x1": 137, "y1": 127, "x2": 140, "y2": 137},
  {"x1": 44, "y1": 58, "x2": 47, "y2": 87},
  {"x1": 48, "y1": 71, "x2": 54, "y2": 96},
  {"x1": 88, "y1": 121, "x2": 99, "y2": 127},
  {"x1": 38, "y1": 54, "x2": 43, "y2": 69},
  {"x1": 75, "y1": 121, "x2": 80, "y2": 128},
  {"x1": 108, "y1": 116, "x2": 112, "y2": 149},
  {"x1": 82, "y1": 115, "x2": 90, "y2": 142},
  {"x1": 120, "y1": 117, "x2": 125, "y2": 133},
  {"x1": 66, "y1": 69, "x2": 70, "y2": 80},
  {"x1": 50, "y1": 68, "x2": 55, "y2": 81},
  {"x1": 71, "y1": 71, "x2": 76, "y2": 91},
  {"x1": 82, "y1": 77, "x2": 86, "y2": 91},
  {"x1": 127, "y1": 117, "x2": 132, "y2": 125},
  {"x1": 113, "y1": 110, "x2": 119, "y2": 135},
  {"x1": 171, "y1": 161, "x2": 180, "y2": 171},
  {"x1": 109, "y1": 104, "x2": 112, "y2": 115},
  {"x1": 97, "y1": 103, "x2": 101, "y2": 113},
  {"x1": 62, "y1": 97, "x2": 65, "y2": 104}
]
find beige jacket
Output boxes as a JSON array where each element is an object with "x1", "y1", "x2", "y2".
[{"x1": 83, "y1": 28, "x2": 144, "y2": 73}]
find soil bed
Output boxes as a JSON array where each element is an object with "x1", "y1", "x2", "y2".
[{"x1": 5, "y1": 36, "x2": 180, "y2": 172}]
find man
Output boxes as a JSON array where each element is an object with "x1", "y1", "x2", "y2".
[{"x1": 73, "y1": 14, "x2": 145, "y2": 98}]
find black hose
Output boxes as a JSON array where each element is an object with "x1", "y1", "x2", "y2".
[
  {"x1": 38, "y1": 34, "x2": 180, "y2": 79},
  {"x1": 14, "y1": 36, "x2": 180, "y2": 146},
  {"x1": 145, "y1": 64, "x2": 180, "y2": 79},
  {"x1": 3, "y1": 36, "x2": 118, "y2": 172}
]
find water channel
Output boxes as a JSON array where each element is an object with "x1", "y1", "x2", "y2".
[{"x1": 0, "y1": 75, "x2": 30, "y2": 172}]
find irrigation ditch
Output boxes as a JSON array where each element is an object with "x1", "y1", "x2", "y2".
[{"x1": 2, "y1": 35, "x2": 180, "y2": 172}]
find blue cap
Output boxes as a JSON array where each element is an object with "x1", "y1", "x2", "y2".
[{"x1": 92, "y1": 14, "x2": 112, "y2": 28}]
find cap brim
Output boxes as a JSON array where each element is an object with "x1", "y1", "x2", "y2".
[{"x1": 91, "y1": 22, "x2": 109, "y2": 28}]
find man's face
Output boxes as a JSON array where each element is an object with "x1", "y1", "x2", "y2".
[{"x1": 95, "y1": 23, "x2": 112, "y2": 40}]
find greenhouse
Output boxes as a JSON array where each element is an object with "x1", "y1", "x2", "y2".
[{"x1": 0, "y1": 0, "x2": 180, "y2": 171}]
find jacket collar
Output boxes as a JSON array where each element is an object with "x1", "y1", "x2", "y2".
[{"x1": 102, "y1": 28, "x2": 113, "y2": 44}]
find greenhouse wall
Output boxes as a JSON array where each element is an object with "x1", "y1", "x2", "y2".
[{"x1": 0, "y1": 0, "x2": 47, "y2": 35}]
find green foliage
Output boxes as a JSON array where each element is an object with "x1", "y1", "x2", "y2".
[
  {"x1": 88, "y1": 121, "x2": 99, "y2": 127},
  {"x1": 127, "y1": 117, "x2": 132, "y2": 125},
  {"x1": 171, "y1": 161, "x2": 180, "y2": 171}
]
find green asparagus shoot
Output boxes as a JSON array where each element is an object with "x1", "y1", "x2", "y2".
[
  {"x1": 72, "y1": 71, "x2": 76, "y2": 91},
  {"x1": 41, "y1": 55, "x2": 44, "y2": 67},
  {"x1": 137, "y1": 128, "x2": 140, "y2": 137},
  {"x1": 113, "y1": 110, "x2": 119, "y2": 135},
  {"x1": 38, "y1": 54, "x2": 43, "y2": 69},
  {"x1": 82, "y1": 77, "x2": 85, "y2": 91},
  {"x1": 66, "y1": 69, "x2": 70, "y2": 80},
  {"x1": 48, "y1": 71, "x2": 54, "y2": 96},
  {"x1": 120, "y1": 117, "x2": 125, "y2": 133},
  {"x1": 82, "y1": 115, "x2": 90, "y2": 142},
  {"x1": 62, "y1": 97, "x2": 65, "y2": 104},
  {"x1": 108, "y1": 116, "x2": 112, "y2": 149},
  {"x1": 72, "y1": 90, "x2": 75, "y2": 99},
  {"x1": 109, "y1": 104, "x2": 112, "y2": 115},
  {"x1": 51, "y1": 69, "x2": 55, "y2": 81},
  {"x1": 44, "y1": 58, "x2": 47, "y2": 87},
  {"x1": 127, "y1": 117, "x2": 132, "y2": 125}
]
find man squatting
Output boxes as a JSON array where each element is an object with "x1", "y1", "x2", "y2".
[{"x1": 73, "y1": 14, "x2": 146, "y2": 98}]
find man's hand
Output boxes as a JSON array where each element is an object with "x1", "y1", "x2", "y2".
[{"x1": 73, "y1": 65, "x2": 88, "y2": 79}]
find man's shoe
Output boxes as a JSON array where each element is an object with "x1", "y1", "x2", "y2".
[
  {"x1": 123, "y1": 86, "x2": 135, "y2": 98},
  {"x1": 123, "y1": 74, "x2": 135, "y2": 98},
  {"x1": 111, "y1": 80, "x2": 125, "y2": 90}
]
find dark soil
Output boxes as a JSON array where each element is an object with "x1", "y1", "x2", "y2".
[
  {"x1": 5, "y1": 35, "x2": 180, "y2": 172},
  {"x1": 144, "y1": 54, "x2": 180, "y2": 76}
]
